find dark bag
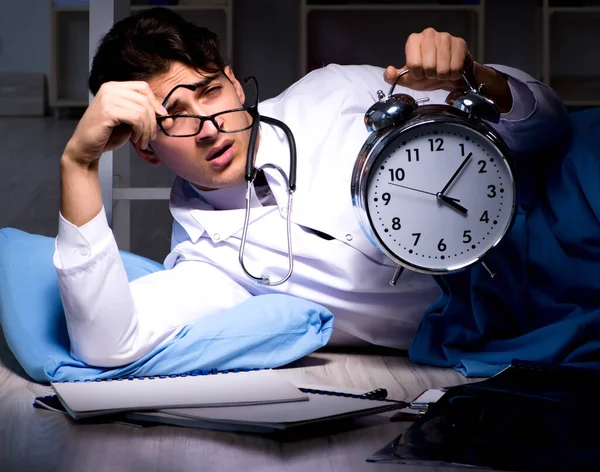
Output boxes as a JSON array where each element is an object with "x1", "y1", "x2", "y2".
[{"x1": 376, "y1": 360, "x2": 600, "y2": 471}]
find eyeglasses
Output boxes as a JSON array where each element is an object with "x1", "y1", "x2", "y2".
[
  {"x1": 156, "y1": 76, "x2": 259, "y2": 138},
  {"x1": 156, "y1": 108, "x2": 255, "y2": 137}
]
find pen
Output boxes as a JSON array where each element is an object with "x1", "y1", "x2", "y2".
[{"x1": 298, "y1": 387, "x2": 407, "y2": 405}]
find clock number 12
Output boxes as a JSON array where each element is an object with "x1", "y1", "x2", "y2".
[{"x1": 428, "y1": 138, "x2": 444, "y2": 152}]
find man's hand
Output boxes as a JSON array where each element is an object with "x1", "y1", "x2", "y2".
[
  {"x1": 384, "y1": 28, "x2": 471, "y2": 92},
  {"x1": 384, "y1": 27, "x2": 512, "y2": 113},
  {"x1": 60, "y1": 81, "x2": 168, "y2": 227},
  {"x1": 63, "y1": 81, "x2": 168, "y2": 167}
]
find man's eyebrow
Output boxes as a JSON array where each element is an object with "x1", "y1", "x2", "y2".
[
  {"x1": 162, "y1": 74, "x2": 221, "y2": 110},
  {"x1": 191, "y1": 74, "x2": 220, "y2": 90}
]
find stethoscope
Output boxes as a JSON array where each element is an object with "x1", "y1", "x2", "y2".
[{"x1": 238, "y1": 77, "x2": 297, "y2": 286}]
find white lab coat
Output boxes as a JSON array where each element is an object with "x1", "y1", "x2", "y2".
[{"x1": 54, "y1": 64, "x2": 570, "y2": 367}]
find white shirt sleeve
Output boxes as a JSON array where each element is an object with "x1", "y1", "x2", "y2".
[
  {"x1": 53, "y1": 208, "x2": 252, "y2": 368},
  {"x1": 54, "y1": 207, "x2": 114, "y2": 269}
]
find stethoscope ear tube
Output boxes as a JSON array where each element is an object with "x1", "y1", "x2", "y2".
[
  {"x1": 245, "y1": 107, "x2": 261, "y2": 183},
  {"x1": 259, "y1": 115, "x2": 297, "y2": 192}
]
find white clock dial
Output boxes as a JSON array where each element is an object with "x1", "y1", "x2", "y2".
[{"x1": 366, "y1": 121, "x2": 516, "y2": 273}]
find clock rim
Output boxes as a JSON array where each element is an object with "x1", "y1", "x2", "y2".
[{"x1": 351, "y1": 107, "x2": 518, "y2": 275}]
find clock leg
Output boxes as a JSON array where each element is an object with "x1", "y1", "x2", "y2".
[
  {"x1": 481, "y1": 261, "x2": 496, "y2": 278},
  {"x1": 389, "y1": 265, "x2": 405, "y2": 286}
]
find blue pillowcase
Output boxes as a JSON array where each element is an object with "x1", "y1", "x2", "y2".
[{"x1": 0, "y1": 228, "x2": 333, "y2": 383}]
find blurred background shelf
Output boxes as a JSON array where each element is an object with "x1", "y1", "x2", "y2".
[
  {"x1": 52, "y1": 0, "x2": 600, "y2": 109},
  {"x1": 550, "y1": 76, "x2": 600, "y2": 107},
  {"x1": 49, "y1": 0, "x2": 233, "y2": 109},
  {"x1": 300, "y1": 0, "x2": 485, "y2": 77},
  {"x1": 541, "y1": 0, "x2": 600, "y2": 105}
]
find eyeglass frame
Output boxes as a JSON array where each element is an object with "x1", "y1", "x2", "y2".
[{"x1": 155, "y1": 76, "x2": 259, "y2": 138}]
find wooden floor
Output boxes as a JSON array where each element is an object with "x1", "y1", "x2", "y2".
[{"x1": 0, "y1": 327, "x2": 490, "y2": 472}]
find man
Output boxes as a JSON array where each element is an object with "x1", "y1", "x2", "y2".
[{"x1": 54, "y1": 8, "x2": 569, "y2": 367}]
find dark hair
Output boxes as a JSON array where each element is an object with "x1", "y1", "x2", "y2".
[{"x1": 89, "y1": 7, "x2": 226, "y2": 95}]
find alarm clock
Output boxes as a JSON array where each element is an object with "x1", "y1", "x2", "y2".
[{"x1": 351, "y1": 69, "x2": 517, "y2": 285}]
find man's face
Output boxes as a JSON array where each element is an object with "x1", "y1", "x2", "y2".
[{"x1": 143, "y1": 62, "x2": 252, "y2": 191}]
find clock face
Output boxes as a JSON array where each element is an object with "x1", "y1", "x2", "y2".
[{"x1": 364, "y1": 120, "x2": 516, "y2": 273}]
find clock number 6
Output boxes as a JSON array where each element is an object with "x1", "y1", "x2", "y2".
[{"x1": 437, "y1": 239, "x2": 447, "y2": 252}]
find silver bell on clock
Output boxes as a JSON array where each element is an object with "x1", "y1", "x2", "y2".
[{"x1": 351, "y1": 69, "x2": 517, "y2": 285}]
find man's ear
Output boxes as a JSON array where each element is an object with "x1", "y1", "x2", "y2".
[
  {"x1": 131, "y1": 141, "x2": 161, "y2": 166},
  {"x1": 224, "y1": 66, "x2": 245, "y2": 104}
]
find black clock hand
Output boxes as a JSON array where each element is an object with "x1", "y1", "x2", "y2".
[
  {"x1": 439, "y1": 152, "x2": 473, "y2": 195},
  {"x1": 388, "y1": 182, "x2": 461, "y2": 202},
  {"x1": 436, "y1": 192, "x2": 468, "y2": 215}
]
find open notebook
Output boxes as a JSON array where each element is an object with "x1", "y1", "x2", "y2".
[
  {"x1": 48, "y1": 369, "x2": 308, "y2": 420},
  {"x1": 36, "y1": 373, "x2": 407, "y2": 433}
]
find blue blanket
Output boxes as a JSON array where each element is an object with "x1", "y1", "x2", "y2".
[{"x1": 410, "y1": 109, "x2": 600, "y2": 377}]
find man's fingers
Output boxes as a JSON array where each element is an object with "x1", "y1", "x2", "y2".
[
  {"x1": 125, "y1": 95, "x2": 151, "y2": 149},
  {"x1": 383, "y1": 65, "x2": 396, "y2": 84},
  {"x1": 153, "y1": 97, "x2": 169, "y2": 117},
  {"x1": 405, "y1": 32, "x2": 425, "y2": 80},
  {"x1": 129, "y1": 87, "x2": 168, "y2": 122},
  {"x1": 140, "y1": 103, "x2": 152, "y2": 150},
  {"x1": 436, "y1": 33, "x2": 452, "y2": 80},
  {"x1": 111, "y1": 106, "x2": 142, "y2": 144},
  {"x1": 383, "y1": 65, "x2": 406, "y2": 85},
  {"x1": 113, "y1": 81, "x2": 168, "y2": 116},
  {"x1": 450, "y1": 37, "x2": 469, "y2": 81},
  {"x1": 386, "y1": 29, "x2": 470, "y2": 91},
  {"x1": 160, "y1": 117, "x2": 174, "y2": 131},
  {"x1": 112, "y1": 103, "x2": 151, "y2": 148},
  {"x1": 420, "y1": 35, "x2": 438, "y2": 79},
  {"x1": 116, "y1": 89, "x2": 160, "y2": 147},
  {"x1": 135, "y1": 92, "x2": 157, "y2": 146},
  {"x1": 141, "y1": 104, "x2": 153, "y2": 149}
]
